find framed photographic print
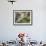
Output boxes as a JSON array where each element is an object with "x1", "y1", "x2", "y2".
[{"x1": 13, "y1": 10, "x2": 32, "y2": 25}]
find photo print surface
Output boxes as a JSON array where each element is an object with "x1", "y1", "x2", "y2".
[{"x1": 13, "y1": 10, "x2": 32, "y2": 25}]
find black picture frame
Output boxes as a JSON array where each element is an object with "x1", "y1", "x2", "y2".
[{"x1": 13, "y1": 10, "x2": 33, "y2": 26}]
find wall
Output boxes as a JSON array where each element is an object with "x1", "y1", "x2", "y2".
[{"x1": 0, "y1": 0, "x2": 46, "y2": 42}]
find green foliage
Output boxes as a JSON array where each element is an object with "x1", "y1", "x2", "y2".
[{"x1": 18, "y1": 16, "x2": 30, "y2": 23}]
